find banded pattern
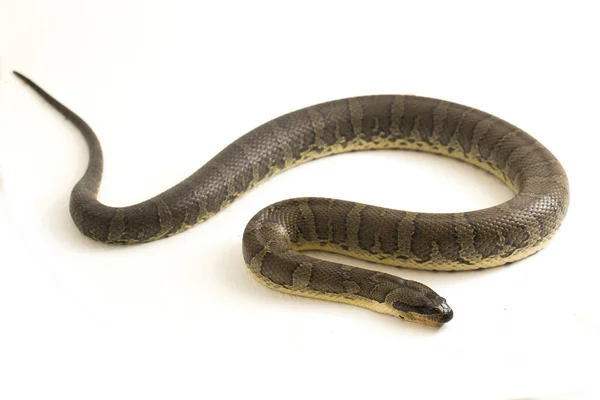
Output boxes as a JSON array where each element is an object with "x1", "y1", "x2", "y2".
[{"x1": 15, "y1": 71, "x2": 569, "y2": 325}]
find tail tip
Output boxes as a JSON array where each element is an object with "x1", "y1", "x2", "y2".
[{"x1": 13, "y1": 70, "x2": 26, "y2": 80}]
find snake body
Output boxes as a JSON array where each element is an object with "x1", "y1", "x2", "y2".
[{"x1": 15, "y1": 72, "x2": 569, "y2": 326}]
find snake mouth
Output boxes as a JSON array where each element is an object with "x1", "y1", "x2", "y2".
[
  {"x1": 403, "y1": 313, "x2": 451, "y2": 327},
  {"x1": 414, "y1": 309, "x2": 453, "y2": 326},
  {"x1": 393, "y1": 299, "x2": 454, "y2": 325}
]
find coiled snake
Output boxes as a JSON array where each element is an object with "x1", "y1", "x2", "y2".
[{"x1": 14, "y1": 72, "x2": 569, "y2": 326}]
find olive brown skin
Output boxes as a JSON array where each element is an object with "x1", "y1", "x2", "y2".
[{"x1": 14, "y1": 71, "x2": 569, "y2": 325}]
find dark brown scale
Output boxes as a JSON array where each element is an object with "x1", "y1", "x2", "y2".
[
  {"x1": 493, "y1": 131, "x2": 538, "y2": 173},
  {"x1": 463, "y1": 212, "x2": 505, "y2": 260},
  {"x1": 356, "y1": 96, "x2": 395, "y2": 138},
  {"x1": 455, "y1": 108, "x2": 485, "y2": 154},
  {"x1": 308, "y1": 198, "x2": 333, "y2": 242},
  {"x1": 320, "y1": 200, "x2": 352, "y2": 246},
  {"x1": 435, "y1": 103, "x2": 464, "y2": 146},
  {"x1": 356, "y1": 207, "x2": 400, "y2": 256},
  {"x1": 15, "y1": 71, "x2": 569, "y2": 325},
  {"x1": 409, "y1": 97, "x2": 439, "y2": 145},
  {"x1": 476, "y1": 122, "x2": 517, "y2": 161}
]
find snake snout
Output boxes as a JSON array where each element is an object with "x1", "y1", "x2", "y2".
[{"x1": 436, "y1": 302, "x2": 453, "y2": 323}]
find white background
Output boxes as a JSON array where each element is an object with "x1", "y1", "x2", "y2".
[{"x1": 1, "y1": 1, "x2": 598, "y2": 399}]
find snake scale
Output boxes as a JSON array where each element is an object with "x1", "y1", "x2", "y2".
[{"x1": 14, "y1": 71, "x2": 569, "y2": 326}]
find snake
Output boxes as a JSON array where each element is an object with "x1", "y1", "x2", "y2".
[{"x1": 14, "y1": 71, "x2": 569, "y2": 326}]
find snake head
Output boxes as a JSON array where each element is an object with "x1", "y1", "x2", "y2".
[{"x1": 388, "y1": 280, "x2": 453, "y2": 326}]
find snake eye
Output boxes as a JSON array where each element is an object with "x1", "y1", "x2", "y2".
[{"x1": 392, "y1": 302, "x2": 440, "y2": 315}]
